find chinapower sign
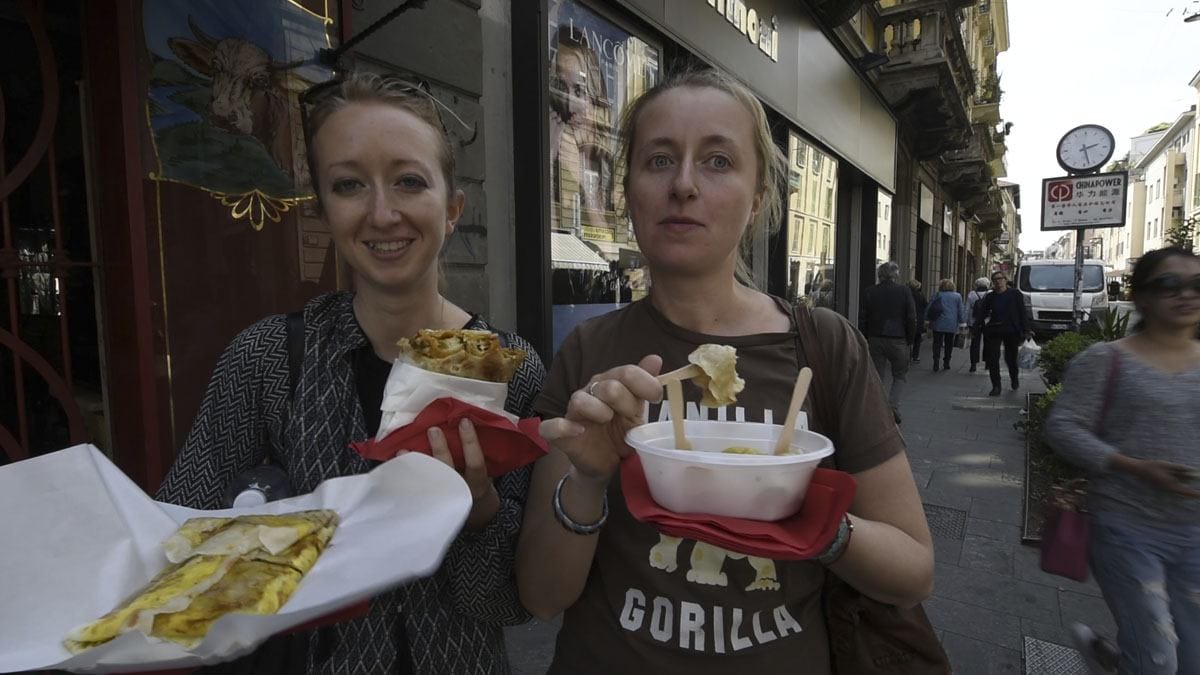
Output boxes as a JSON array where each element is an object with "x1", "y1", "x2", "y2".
[{"x1": 1041, "y1": 171, "x2": 1128, "y2": 231}]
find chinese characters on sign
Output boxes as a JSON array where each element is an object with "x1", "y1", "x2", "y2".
[{"x1": 1040, "y1": 172, "x2": 1128, "y2": 231}]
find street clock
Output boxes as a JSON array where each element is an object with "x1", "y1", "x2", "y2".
[{"x1": 1056, "y1": 124, "x2": 1116, "y2": 174}]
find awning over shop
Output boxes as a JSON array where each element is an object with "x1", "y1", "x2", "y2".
[{"x1": 551, "y1": 232, "x2": 610, "y2": 271}]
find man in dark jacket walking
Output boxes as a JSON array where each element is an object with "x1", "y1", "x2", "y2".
[
  {"x1": 860, "y1": 261, "x2": 917, "y2": 423},
  {"x1": 908, "y1": 279, "x2": 928, "y2": 363},
  {"x1": 973, "y1": 270, "x2": 1032, "y2": 396}
]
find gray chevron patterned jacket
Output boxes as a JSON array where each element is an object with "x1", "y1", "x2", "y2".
[{"x1": 156, "y1": 292, "x2": 546, "y2": 674}]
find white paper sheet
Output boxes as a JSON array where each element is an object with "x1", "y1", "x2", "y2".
[
  {"x1": 0, "y1": 444, "x2": 471, "y2": 674},
  {"x1": 376, "y1": 358, "x2": 515, "y2": 440}
]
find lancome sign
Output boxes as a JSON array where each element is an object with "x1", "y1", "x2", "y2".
[{"x1": 708, "y1": 0, "x2": 779, "y2": 61}]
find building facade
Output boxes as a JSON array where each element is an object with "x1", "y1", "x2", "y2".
[
  {"x1": 847, "y1": 0, "x2": 1015, "y2": 300},
  {"x1": 1136, "y1": 108, "x2": 1194, "y2": 254}
]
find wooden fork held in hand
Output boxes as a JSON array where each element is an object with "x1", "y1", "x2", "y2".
[
  {"x1": 655, "y1": 363, "x2": 702, "y2": 384},
  {"x1": 773, "y1": 367, "x2": 813, "y2": 456},
  {"x1": 656, "y1": 364, "x2": 700, "y2": 450}
]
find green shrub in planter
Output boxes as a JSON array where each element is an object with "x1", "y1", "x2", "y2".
[
  {"x1": 1037, "y1": 332, "x2": 1098, "y2": 387},
  {"x1": 1082, "y1": 308, "x2": 1131, "y2": 342},
  {"x1": 1016, "y1": 384, "x2": 1061, "y2": 440}
]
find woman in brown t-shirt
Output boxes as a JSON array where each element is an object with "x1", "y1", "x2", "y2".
[{"x1": 516, "y1": 69, "x2": 934, "y2": 674}]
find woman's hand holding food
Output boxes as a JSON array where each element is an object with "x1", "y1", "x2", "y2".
[
  {"x1": 429, "y1": 419, "x2": 501, "y2": 530},
  {"x1": 540, "y1": 355, "x2": 664, "y2": 488}
]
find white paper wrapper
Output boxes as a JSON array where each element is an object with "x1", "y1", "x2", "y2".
[
  {"x1": 376, "y1": 358, "x2": 515, "y2": 440},
  {"x1": 0, "y1": 444, "x2": 471, "y2": 674}
]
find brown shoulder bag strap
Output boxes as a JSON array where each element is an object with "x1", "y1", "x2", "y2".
[{"x1": 790, "y1": 303, "x2": 841, "y2": 459}]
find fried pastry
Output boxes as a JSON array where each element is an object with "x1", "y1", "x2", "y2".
[
  {"x1": 64, "y1": 510, "x2": 338, "y2": 653},
  {"x1": 397, "y1": 329, "x2": 526, "y2": 383}
]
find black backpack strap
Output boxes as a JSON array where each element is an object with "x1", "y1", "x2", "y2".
[{"x1": 285, "y1": 310, "x2": 305, "y2": 401}]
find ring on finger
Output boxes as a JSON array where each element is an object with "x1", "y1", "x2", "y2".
[{"x1": 586, "y1": 380, "x2": 601, "y2": 397}]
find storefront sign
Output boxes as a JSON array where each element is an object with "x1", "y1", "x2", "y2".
[
  {"x1": 581, "y1": 225, "x2": 616, "y2": 242},
  {"x1": 708, "y1": 0, "x2": 779, "y2": 61}
]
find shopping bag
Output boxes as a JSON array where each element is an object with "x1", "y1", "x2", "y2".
[
  {"x1": 1017, "y1": 338, "x2": 1040, "y2": 370},
  {"x1": 1039, "y1": 506, "x2": 1090, "y2": 582},
  {"x1": 954, "y1": 332, "x2": 967, "y2": 349}
]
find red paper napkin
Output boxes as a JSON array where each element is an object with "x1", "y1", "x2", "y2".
[
  {"x1": 620, "y1": 454, "x2": 856, "y2": 561},
  {"x1": 351, "y1": 398, "x2": 548, "y2": 477}
]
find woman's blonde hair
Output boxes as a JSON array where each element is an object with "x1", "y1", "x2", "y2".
[
  {"x1": 303, "y1": 71, "x2": 457, "y2": 208},
  {"x1": 939, "y1": 278, "x2": 955, "y2": 292},
  {"x1": 616, "y1": 68, "x2": 787, "y2": 282}
]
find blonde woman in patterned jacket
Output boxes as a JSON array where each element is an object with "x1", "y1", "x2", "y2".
[{"x1": 156, "y1": 72, "x2": 545, "y2": 674}]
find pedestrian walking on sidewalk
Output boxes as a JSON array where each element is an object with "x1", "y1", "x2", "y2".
[
  {"x1": 926, "y1": 279, "x2": 968, "y2": 372},
  {"x1": 973, "y1": 270, "x2": 1031, "y2": 396},
  {"x1": 966, "y1": 277, "x2": 990, "y2": 372},
  {"x1": 1045, "y1": 246, "x2": 1200, "y2": 675},
  {"x1": 908, "y1": 279, "x2": 928, "y2": 363},
  {"x1": 862, "y1": 262, "x2": 918, "y2": 423}
]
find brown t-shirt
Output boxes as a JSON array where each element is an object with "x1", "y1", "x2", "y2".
[{"x1": 533, "y1": 298, "x2": 905, "y2": 674}]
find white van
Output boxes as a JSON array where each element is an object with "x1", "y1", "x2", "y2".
[{"x1": 1016, "y1": 259, "x2": 1109, "y2": 337}]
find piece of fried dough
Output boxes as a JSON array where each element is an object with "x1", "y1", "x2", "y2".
[
  {"x1": 163, "y1": 510, "x2": 336, "y2": 563},
  {"x1": 64, "y1": 511, "x2": 338, "y2": 654},
  {"x1": 687, "y1": 344, "x2": 745, "y2": 407}
]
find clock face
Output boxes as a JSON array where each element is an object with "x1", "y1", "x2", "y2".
[{"x1": 1057, "y1": 125, "x2": 1115, "y2": 173}]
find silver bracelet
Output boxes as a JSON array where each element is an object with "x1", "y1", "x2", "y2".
[
  {"x1": 815, "y1": 514, "x2": 854, "y2": 566},
  {"x1": 552, "y1": 472, "x2": 608, "y2": 535}
]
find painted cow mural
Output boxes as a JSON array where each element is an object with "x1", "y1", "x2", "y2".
[{"x1": 168, "y1": 17, "x2": 303, "y2": 175}]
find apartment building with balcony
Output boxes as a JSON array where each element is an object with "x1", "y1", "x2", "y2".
[{"x1": 1136, "y1": 108, "x2": 1194, "y2": 254}]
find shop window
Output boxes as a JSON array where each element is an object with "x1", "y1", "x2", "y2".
[
  {"x1": 548, "y1": 1, "x2": 660, "y2": 352},
  {"x1": 787, "y1": 131, "x2": 838, "y2": 310}
]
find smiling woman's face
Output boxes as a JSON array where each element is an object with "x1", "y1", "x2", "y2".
[
  {"x1": 312, "y1": 102, "x2": 463, "y2": 296},
  {"x1": 626, "y1": 86, "x2": 762, "y2": 279}
]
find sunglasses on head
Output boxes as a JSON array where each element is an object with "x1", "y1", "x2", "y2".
[
  {"x1": 299, "y1": 74, "x2": 476, "y2": 141},
  {"x1": 1141, "y1": 274, "x2": 1200, "y2": 297}
]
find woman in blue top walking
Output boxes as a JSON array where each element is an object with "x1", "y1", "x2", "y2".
[{"x1": 926, "y1": 279, "x2": 968, "y2": 371}]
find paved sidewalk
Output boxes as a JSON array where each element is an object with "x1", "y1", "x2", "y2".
[
  {"x1": 903, "y1": 345, "x2": 1113, "y2": 674},
  {"x1": 504, "y1": 345, "x2": 1116, "y2": 674}
]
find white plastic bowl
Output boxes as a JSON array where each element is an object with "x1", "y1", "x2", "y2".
[{"x1": 625, "y1": 420, "x2": 834, "y2": 521}]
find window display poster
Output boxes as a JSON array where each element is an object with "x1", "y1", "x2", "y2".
[
  {"x1": 548, "y1": 0, "x2": 659, "y2": 241},
  {"x1": 548, "y1": 1, "x2": 660, "y2": 350}
]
